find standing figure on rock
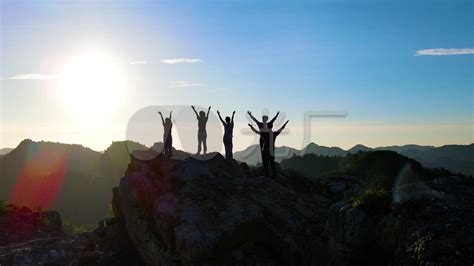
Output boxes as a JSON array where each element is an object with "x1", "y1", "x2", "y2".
[
  {"x1": 247, "y1": 110, "x2": 280, "y2": 149},
  {"x1": 248, "y1": 120, "x2": 289, "y2": 178},
  {"x1": 158, "y1": 111, "x2": 173, "y2": 158},
  {"x1": 191, "y1": 105, "x2": 211, "y2": 154},
  {"x1": 217, "y1": 110, "x2": 235, "y2": 160}
]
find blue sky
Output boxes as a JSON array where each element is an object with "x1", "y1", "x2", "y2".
[{"x1": 1, "y1": 0, "x2": 473, "y2": 151}]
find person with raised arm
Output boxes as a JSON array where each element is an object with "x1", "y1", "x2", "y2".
[
  {"x1": 217, "y1": 110, "x2": 236, "y2": 160},
  {"x1": 248, "y1": 120, "x2": 289, "y2": 178},
  {"x1": 191, "y1": 105, "x2": 211, "y2": 154},
  {"x1": 247, "y1": 110, "x2": 280, "y2": 150},
  {"x1": 158, "y1": 110, "x2": 173, "y2": 158},
  {"x1": 247, "y1": 110, "x2": 280, "y2": 131}
]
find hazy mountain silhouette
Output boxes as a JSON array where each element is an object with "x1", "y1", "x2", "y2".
[
  {"x1": 347, "y1": 144, "x2": 372, "y2": 153},
  {"x1": 235, "y1": 142, "x2": 474, "y2": 175},
  {"x1": 0, "y1": 139, "x2": 190, "y2": 226},
  {"x1": 98, "y1": 140, "x2": 148, "y2": 179},
  {"x1": 1, "y1": 139, "x2": 471, "y2": 226},
  {"x1": 0, "y1": 139, "x2": 105, "y2": 224},
  {"x1": 0, "y1": 148, "x2": 13, "y2": 157},
  {"x1": 234, "y1": 142, "x2": 349, "y2": 164},
  {"x1": 375, "y1": 144, "x2": 436, "y2": 153},
  {"x1": 351, "y1": 143, "x2": 474, "y2": 175},
  {"x1": 302, "y1": 142, "x2": 347, "y2": 156}
]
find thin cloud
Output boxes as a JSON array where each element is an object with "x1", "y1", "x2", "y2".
[
  {"x1": 168, "y1": 81, "x2": 204, "y2": 87},
  {"x1": 162, "y1": 58, "x2": 203, "y2": 64},
  {"x1": 129, "y1": 61, "x2": 148, "y2": 65},
  {"x1": 3, "y1": 73, "x2": 59, "y2": 80},
  {"x1": 415, "y1": 48, "x2": 474, "y2": 56}
]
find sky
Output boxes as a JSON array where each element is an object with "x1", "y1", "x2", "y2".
[{"x1": 1, "y1": 0, "x2": 473, "y2": 152}]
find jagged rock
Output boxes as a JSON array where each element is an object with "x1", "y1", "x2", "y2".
[
  {"x1": 114, "y1": 154, "x2": 346, "y2": 265},
  {"x1": 0, "y1": 207, "x2": 144, "y2": 265},
  {"x1": 113, "y1": 154, "x2": 473, "y2": 266},
  {"x1": 324, "y1": 202, "x2": 376, "y2": 265},
  {"x1": 38, "y1": 211, "x2": 62, "y2": 232},
  {"x1": 324, "y1": 176, "x2": 474, "y2": 266},
  {"x1": 393, "y1": 176, "x2": 474, "y2": 265}
]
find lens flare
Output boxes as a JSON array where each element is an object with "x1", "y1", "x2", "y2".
[
  {"x1": 9, "y1": 145, "x2": 68, "y2": 209},
  {"x1": 392, "y1": 163, "x2": 430, "y2": 204}
]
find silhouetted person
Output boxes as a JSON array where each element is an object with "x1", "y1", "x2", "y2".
[
  {"x1": 217, "y1": 110, "x2": 235, "y2": 160},
  {"x1": 248, "y1": 111, "x2": 280, "y2": 130},
  {"x1": 249, "y1": 120, "x2": 289, "y2": 178},
  {"x1": 158, "y1": 111, "x2": 173, "y2": 158},
  {"x1": 191, "y1": 106, "x2": 211, "y2": 154},
  {"x1": 247, "y1": 110, "x2": 280, "y2": 149}
]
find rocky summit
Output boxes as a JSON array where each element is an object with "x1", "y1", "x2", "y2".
[
  {"x1": 112, "y1": 153, "x2": 474, "y2": 266},
  {"x1": 1, "y1": 152, "x2": 472, "y2": 266}
]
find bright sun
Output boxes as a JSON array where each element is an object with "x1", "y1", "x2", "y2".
[{"x1": 58, "y1": 52, "x2": 127, "y2": 121}]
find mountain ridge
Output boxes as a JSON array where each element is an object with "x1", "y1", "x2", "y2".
[
  {"x1": 234, "y1": 141, "x2": 474, "y2": 175},
  {"x1": 0, "y1": 139, "x2": 189, "y2": 225},
  {"x1": 1, "y1": 139, "x2": 472, "y2": 226}
]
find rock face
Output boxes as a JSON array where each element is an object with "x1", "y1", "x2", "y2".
[
  {"x1": 0, "y1": 206, "x2": 143, "y2": 265},
  {"x1": 323, "y1": 175, "x2": 474, "y2": 266},
  {"x1": 393, "y1": 176, "x2": 474, "y2": 265},
  {"x1": 114, "y1": 153, "x2": 364, "y2": 265},
  {"x1": 0, "y1": 207, "x2": 63, "y2": 246},
  {"x1": 113, "y1": 153, "x2": 473, "y2": 266}
]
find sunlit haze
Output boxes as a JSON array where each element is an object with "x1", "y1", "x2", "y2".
[{"x1": 1, "y1": 1, "x2": 473, "y2": 152}]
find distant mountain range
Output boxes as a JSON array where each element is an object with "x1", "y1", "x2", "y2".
[
  {"x1": 0, "y1": 148, "x2": 13, "y2": 159},
  {"x1": 234, "y1": 142, "x2": 474, "y2": 175},
  {"x1": 0, "y1": 148, "x2": 13, "y2": 155},
  {"x1": 0, "y1": 139, "x2": 188, "y2": 226},
  {"x1": 1, "y1": 139, "x2": 472, "y2": 226}
]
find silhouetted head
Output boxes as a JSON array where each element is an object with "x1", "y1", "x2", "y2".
[
  {"x1": 165, "y1": 118, "x2": 171, "y2": 124},
  {"x1": 199, "y1": 111, "x2": 205, "y2": 117},
  {"x1": 262, "y1": 115, "x2": 269, "y2": 123},
  {"x1": 225, "y1": 116, "x2": 231, "y2": 124}
]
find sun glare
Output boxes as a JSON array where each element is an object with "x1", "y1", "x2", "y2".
[{"x1": 58, "y1": 52, "x2": 127, "y2": 121}]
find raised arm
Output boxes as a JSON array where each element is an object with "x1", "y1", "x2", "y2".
[
  {"x1": 191, "y1": 105, "x2": 199, "y2": 119},
  {"x1": 276, "y1": 120, "x2": 289, "y2": 134},
  {"x1": 217, "y1": 110, "x2": 225, "y2": 125},
  {"x1": 248, "y1": 124, "x2": 260, "y2": 134},
  {"x1": 158, "y1": 111, "x2": 165, "y2": 125},
  {"x1": 206, "y1": 106, "x2": 211, "y2": 119},
  {"x1": 231, "y1": 111, "x2": 236, "y2": 124},
  {"x1": 270, "y1": 111, "x2": 280, "y2": 124},
  {"x1": 169, "y1": 111, "x2": 172, "y2": 120},
  {"x1": 247, "y1": 111, "x2": 259, "y2": 124}
]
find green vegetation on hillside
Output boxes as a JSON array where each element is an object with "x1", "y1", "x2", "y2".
[
  {"x1": 351, "y1": 185, "x2": 391, "y2": 215},
  {"x1": 280, "y1": 153, "x2": 342, "y2": 176},
  {"x1": 281, "y1": 150, "x2": 461, "y2": 191}
]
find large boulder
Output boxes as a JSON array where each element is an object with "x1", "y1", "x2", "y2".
[
  {"x1": 323, "y1": 175, "x2": 474, "y2": 266},
  {"x1": 113, "y1": 154, "x2": 473, "y2": 266},
  {"x1": 0, "y1": 205, "x2": 143, "y2": 265},
  {"x1": 114, "y1": 154, "x2": 351, "y2": 265},
  {"x1": 393, "y1": 176, "x2": 474, "y2": 265}
]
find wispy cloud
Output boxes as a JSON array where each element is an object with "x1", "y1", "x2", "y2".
[
  {"x1": 168, "y1": 81, "x2": 204, "y2": 87},
  {"x1": 415, "y1": 48, "x2": 474, "y2": 56},
  {"x1": 129, "y1": 61, "x2": 148, "y2": 65},
  {"x1": 162, "y1": 58, "x2": 203, "y2": 64},
  {"x1": 3, "y1": 73, "x2": 59, "y2": 80}
]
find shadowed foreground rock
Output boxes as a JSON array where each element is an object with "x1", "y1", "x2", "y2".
[
  {"x1": 2, "y1": 152, "x2": 471, "y2": 265},
  {"x1": 0, "y1": 206, "x2": 143, "y2": 265},
  {"x1": 113, "y1": 153, "x2": 474, "y2": 265}
]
